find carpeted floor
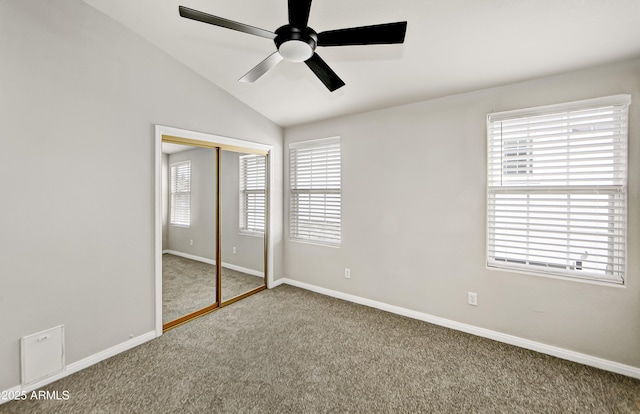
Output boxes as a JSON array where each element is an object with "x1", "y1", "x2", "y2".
[
  {"x1": 2, "y1": 285, "x2": 639, "y2": 413},
  {"x1": 162, "y1": 254, "x2": 264, "y2": 323}
]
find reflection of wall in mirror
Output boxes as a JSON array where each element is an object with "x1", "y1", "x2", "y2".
[
  {"x1": 162, "y1": 148, "x2": 264, "y2": 275},
  {"x1": 221, "y1": 151, "x2": 264, "y2": 276},
  {"x1": 165, "y1": 147, "x2": 217, "y2": 261}
]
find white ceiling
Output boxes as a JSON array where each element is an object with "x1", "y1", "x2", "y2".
[{"x1": 84, "y1": 0, "x2": 640, "y2": 127}]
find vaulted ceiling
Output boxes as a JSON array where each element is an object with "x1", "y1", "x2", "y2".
[{"x1": 84, "y1": 0, "x2": 640, "y2": 127}]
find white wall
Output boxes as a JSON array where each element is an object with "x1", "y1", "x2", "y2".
[
  {"x1": 284, "y1": 58, "x2": 640, "y2": 369},
  {"x1": 0, "y1": 0, "x2": 282, "y2": 391}
]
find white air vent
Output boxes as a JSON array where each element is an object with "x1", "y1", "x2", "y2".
[{"x1": 21, "y1": 325, "x2": 65, "y2": 385}]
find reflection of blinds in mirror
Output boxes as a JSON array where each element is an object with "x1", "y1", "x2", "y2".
[
  {"x1": 240, "y1": 155, "x2": 266, "y2": 233},
  {"x1": 170, "y1": 160, "x2": 191, "y2": 227}
]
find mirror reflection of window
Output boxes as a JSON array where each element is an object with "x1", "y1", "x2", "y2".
[
  {"x1": 221, "y1": 151, "x2": 266, "y2": 303},
  {"x1": 170, "y1": 160, "x2": 191, "y2": 227},
  {"x1": 162, "y1": 144, "x2": 217, "y2": 326},
  {"x1": 239, "y1": 154, "x2": 266, "y2": 234}
]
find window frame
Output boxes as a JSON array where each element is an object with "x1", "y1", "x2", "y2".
[
  {"x1": 486, "y1": 95, "x2": 630, "y2": 285},
  {"x1": 289, "y1": 137, "x2": 342, "y2": 247},
  {"x1": 169, "y1": 160, "x2": 191, "y2": 227}
]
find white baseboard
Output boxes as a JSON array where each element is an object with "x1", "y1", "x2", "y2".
[
  {"x1": 268, "y1": 278, "x2": 287, "y2": 289},
  {"x1": 0, "y1": 331, "x2": 156, "y2": 405},
  {"x1": 279, "y1": 278, "x2": 640, "y2": 380},
  {"x1": 163, "y1": 250, "x2": 216, "y2": 266},
  {"x1": 164, "y1": 250, "x2": 262, "y2": 277},
  {"x1": 221, "y1": 262, "x2": 263, "y2": 278},
  {"x1": 0, "y1": 385, "x2": 22, "y2": 404}
]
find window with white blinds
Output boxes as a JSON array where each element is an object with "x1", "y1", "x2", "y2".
[
  {"x1": 289, "y1": 137, "x2": 341, "y2": 246},
  {"x1": 170, "y1": 160, "x2": 191, "y2": 227},
  {"x1": 487, "y1": 95, "x2": 630, "y2": 284},
  {"x1": 239, "y1": 154, "x2": 266, "y2": 234}
]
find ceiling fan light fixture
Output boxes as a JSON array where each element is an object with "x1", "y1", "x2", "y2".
[
  {"x1": 278, "y1": 40, "x2": 314, "y2": 62},
  {"x1": 178, "y1": 3, "x2": 408, "y2": 91}
]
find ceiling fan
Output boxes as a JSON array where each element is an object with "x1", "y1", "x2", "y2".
[{"x1": 178, "y1": 1, "x2": 407, "y2": 92}]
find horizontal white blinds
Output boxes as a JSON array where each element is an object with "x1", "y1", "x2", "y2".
[
  {"x1": 487, "y1": 96, "x2": 629, "y2": 283},
  {"x1": 488, "y1": 100, "x2": 628, "y2": 187},
  {"x1": 290, "y1": 137, "x2": 341, "y2": 245},
  {"x1": 240, "y1": 154, "x2": 266, "y2": 233},
  {"x1": 170, "y1": 161, "x2": 191, "y2": 227}
]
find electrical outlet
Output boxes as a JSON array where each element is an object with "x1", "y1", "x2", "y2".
[
  {"x1": 190, "y1": 239, "x2": 193, "y2": 246},
  {"x1": 468, "y1": 292, "x2": 478, "y2": 306},
  {"x1": 233, "y1": 247, "x2": 237, "y2": 254},
  {"x1": 344, "y1": 268, "x2": 351, "y2": 279}
]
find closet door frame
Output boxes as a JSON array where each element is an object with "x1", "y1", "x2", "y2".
[{"x1": 154, "y1": 125, "x2": 272, "y2": 336}]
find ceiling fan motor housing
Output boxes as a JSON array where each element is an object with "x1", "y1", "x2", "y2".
[{"x1": 275, "y1": 25, "x2": 318, "y2": 62}]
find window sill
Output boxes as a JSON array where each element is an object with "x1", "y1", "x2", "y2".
[
  {"x1": 239, "y1": 230, "x2": 264, "y2": 238},
  {"x1": 289, "y1": 237, "x2": 341, "y2": 249},
  {"x1": 169, "y1": 224, "x2": 190, "y2": 228},
  {"x1": 486, "y1": 263, "x2": 625, "y2": 288}
]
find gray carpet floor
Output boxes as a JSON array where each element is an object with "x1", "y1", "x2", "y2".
[
  {"x1": 163, "y1": 254, "x2": 264, "y2": 323},
  {"x1": 2, "y1": 285, "x2": 639, "y2": 413}
]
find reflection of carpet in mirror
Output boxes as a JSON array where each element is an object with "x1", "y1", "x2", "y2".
[
  {"x1": 162, "y1": 254, "x2": 263, "y2": 324},
  {"x1": 221, "y1": 266, "x2": 264, "y2": 302},
  {"x1": 163, "y1": 254, "x2": 215, "y2": 324}
]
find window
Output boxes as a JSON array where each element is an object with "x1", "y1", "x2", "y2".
[
  {"x1": 239, "y1": 154, "x2": 266, "y2": 234},
  {"x1": 289, "y1": 137, "x2": 341, "y2": 246},
  {"x1": 487, "y1": 95, "x2": 630, "y2": 284},
  {"x1": 170, "y1": 160, "x2": 191, "y2": 227}
]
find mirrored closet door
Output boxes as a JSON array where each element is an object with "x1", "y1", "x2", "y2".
[
  {"x1": 161, "y1": 142, "x2": 219, "y2": 327},
  {"x1": 160, "y1": 136, "x2": 268, "y2": 331},
  {"x1": 220, "y1": 150, "x2": 267, "y2": 304}
]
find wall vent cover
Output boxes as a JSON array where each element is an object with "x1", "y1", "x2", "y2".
[{"x1": 20, "y1": 325, "x2": 65, "y2": 385}]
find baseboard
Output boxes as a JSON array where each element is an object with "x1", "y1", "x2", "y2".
[
  {"x1": 268, "y1": 278, "x2": 287, "y2": 289},
  {"x1": 163, "y1": 250, "x2": 216, "y2": 266},
  {"x1": 164, "y1": 250, "x2": 262, "y2": 277},
  {"x1": 220, "y1": 262, "x2": 263, "y2": 278},
  {"x1": 0, "y1": 331, "x2": 156, "y2": 405},
  {"x1": 0, "y1": 385, "x2": 22, "y2": 405},
  {"x1": 279, "y1": 278, "x2": 640, "y2": 380}
]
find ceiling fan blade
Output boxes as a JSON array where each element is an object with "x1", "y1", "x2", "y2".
[
  {"x1": 304, "y1": 53, "x2": 345, "y2": 92},
  {"x1": 317, "y1": 21, "x2": 407, "y2": 46},
  {"x1": 179, "y1": 6, "x2": 276, "y2": 40},
  {"x1": 239, "y1": 52, "x2": 283, "y2": 83},
  {"x1": 288, "y1": 0, "x2": 312, "y2": 28}
]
